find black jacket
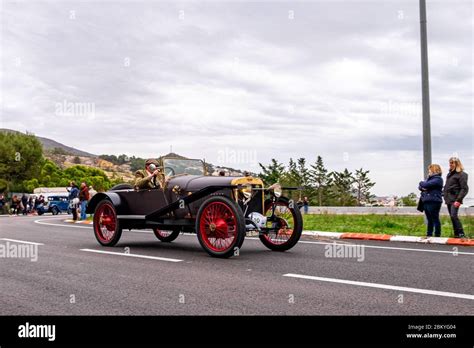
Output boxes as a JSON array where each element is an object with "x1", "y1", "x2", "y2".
[
  {"x1": 443, "y1": 170, "x2": 469, "y2": 204},
  {"x1": 419, "y1": 174, "x2": 443, "y2": 203}
]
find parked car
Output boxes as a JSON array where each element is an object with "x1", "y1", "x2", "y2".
[
  {"x1": 38, "y1": 195, "x2": 70, "y2": 215},
  {"x1": 87, "y1": 156, "x2": 303, "y2": 258}
]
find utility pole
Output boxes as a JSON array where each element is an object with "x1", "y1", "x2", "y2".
[{"x1": 419, "y1": 0, "x2": 432, "y2": 177}]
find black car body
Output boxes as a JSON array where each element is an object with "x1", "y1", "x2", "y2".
[{"x1": 87, "y1": 157, "x2": 303, "y2": 258}]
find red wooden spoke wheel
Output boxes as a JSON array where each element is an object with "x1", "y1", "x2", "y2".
[
  {"x1": 196, "y1": 196, "x2": 245, "y2": 258},
  {"x1": 259, "y1": 198, "x2": 303, "y2": 251},
  {"x1": 93, "y1": 200, "x2": 122, "y2": 246}
]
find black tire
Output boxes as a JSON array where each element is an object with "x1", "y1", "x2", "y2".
[
  {"x1": 153, "y1": 227, "x2": 181, "y2": 242},
  {"x1": 51, "y1": 206, "x2": 59, "y2": 215},
  {"x1": 196, "y1": 196, "x2": 245, "y2": 258},
  {"x1": 93, "y1": 200, "x2": 122, "y2": 246},
  {"x1": 259, "y1": 197, "x2": 303, "y2": 252}
]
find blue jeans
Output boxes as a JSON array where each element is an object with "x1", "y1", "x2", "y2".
[
  {"x1": 423, "y1": 201, "x2": 442, "y2": 237},
  {"x1": 80, "y1": 200, "x2": 88, "y2": 220}
]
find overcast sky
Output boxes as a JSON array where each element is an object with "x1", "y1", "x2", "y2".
[{"x1": 1, "y1": 0, "x2": 472, "y2": 198}]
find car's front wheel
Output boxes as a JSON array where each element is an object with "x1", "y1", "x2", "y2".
[
  {"x1": 153, "y1": 227, "x2": 180, "y2": 242},
  {"x1": 259, "y1": 197, "x2": 303, "y2": 252},
  {"x1": 196, "y1": 196, "x2": 245, "y2": 258},
  {"x1": 51, "y1": 206, "x2": 59, "y2": 215},
  {"x1": 93, "y1": 200, "x2": 122, "y2": 246}
]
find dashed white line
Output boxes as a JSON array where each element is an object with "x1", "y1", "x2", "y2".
[
  {"x1": 283, "y1": 273, "x2": 474, "y2": 301},
  {"x1": 0, "y1": 238, "x2": 44, "y2": 246},
  {"x1": 80, "y1": 248, "x2": 183, "y2": 262}
]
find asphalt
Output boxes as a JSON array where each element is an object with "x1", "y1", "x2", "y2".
[{"x1": 0, "y1": 215, "x2": 473, "y2": 315}]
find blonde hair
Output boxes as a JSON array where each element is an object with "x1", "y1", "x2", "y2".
[
  {"x1": 428, "y1": 164, "x2": 442, "y2": 175},
  {"x1": 449, "y1": 157, "x2": 464, "y2": 172}
]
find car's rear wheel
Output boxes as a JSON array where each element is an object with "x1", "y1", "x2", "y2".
[
  {"x1": 196, "y1": 196, "x2": 245, "y2": 258},
  {"x1": 153, "y1": 227, "x2": 180, "y2": 242},
  {"x1": 93, "y1": 200, "x2": 122, "y2": 246},
  {"x1": 259, "y1": 197, "x2": 303, "y2": 251}
]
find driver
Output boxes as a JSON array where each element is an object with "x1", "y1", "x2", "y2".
[{"x1": 134, "y1": 158, "x2": 165, "y2": 190}]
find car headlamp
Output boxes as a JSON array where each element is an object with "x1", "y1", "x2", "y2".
[
  {"x1": 269, "y1": 183, "x2": 282, "y2": 197},
  {"x1": 240, "y1": 185, "x2": 252, "y2": 199}
]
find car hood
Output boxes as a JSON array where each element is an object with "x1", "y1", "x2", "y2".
[{"x1": 167, "y1": 175, "x2": 263, "y2": 192}]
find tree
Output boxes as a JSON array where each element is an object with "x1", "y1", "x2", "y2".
[
  {"x1": 330, "y1": 169, "x2": 356, "y2": 206},
  {"x1": 258, "y1": 159, "x2": 285, "y2": 185},
  {"x1": 309, "y1": 156, "x2": 332, "y2": 206},
  {"x1": 400, "y1": 192, "x2": 418, "y2": 206},
  {"x1": 73, "y1": 156, "x2": 81, "y2": 164},
  {"x1": 353, "y1": 168, "x2": 376, "y2": 206},
  {"x1": 0, "y1": 131, "x2": 43, "y2": 191}
]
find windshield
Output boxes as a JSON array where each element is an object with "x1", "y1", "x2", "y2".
[{"x1": 162, "y1": 158, "x2": 205, "y2": 176}]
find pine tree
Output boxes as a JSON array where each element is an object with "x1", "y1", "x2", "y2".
[
  {"x1": 353, "y1": 168, "x2": 376, "y2": 206},
  {"x1": 258, "y1": 159, "x2": 285, "y2": 185},
  {"x1": 330, "y1": 169, "x2": 356, "y2": 206},
  {"x1": 309, "y1": 156, "x2": 332, "y2": 206}
]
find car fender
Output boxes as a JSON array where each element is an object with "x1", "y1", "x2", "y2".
[{"x1": 86, "y1": 192, "x2": 127, "y2": 215}]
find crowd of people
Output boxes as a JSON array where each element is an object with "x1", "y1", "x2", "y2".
[
  {"x1": 0, "y1": 181, "x2": 92, "y2": 221},
  {"x1": 418, "y1": 157, "x2": 469, "y2": 238},
  {"x1": 0, "y1": 193, "x2": 46, "y2": 216}
]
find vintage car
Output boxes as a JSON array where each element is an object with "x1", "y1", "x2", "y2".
[{"x1": 86, "y1": 157, "x2": 303, "y2": 258}]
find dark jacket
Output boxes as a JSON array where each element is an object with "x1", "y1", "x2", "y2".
[
  {"x1": 443, "y1": 170, "x2": 469, "y2": 204},
  {"x1": 418, "y1": 174, "x2": 443, "y2": 203},
  {"x1": 68, "y1": 186, "x2": 79, "y2": 200},
  {"x1": 79, "y1": 186, "x2": 90, "y2": 202}
]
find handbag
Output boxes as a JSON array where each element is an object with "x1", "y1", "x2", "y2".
[{"x1": 416, "y1": 198, "x2": 424, "y2": 212}]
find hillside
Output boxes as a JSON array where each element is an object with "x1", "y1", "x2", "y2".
[
  {"x1": 1, "y1": 129, "x2": 253, "y2": 180},
  {"x1": 0, "y1": 128, "x2": 96, "y2": 157}
]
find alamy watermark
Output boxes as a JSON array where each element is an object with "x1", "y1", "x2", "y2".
[
  {"x1": 55, "y1": 99, "x2": 95, "y2": 119},
  {"x1": 216, "y1": 147, "x2": 257, "y2": 167},
  {"x1": 324, "y1": 242, "x2": 365, "y2": 262},
  {"x1": 0, "y1": 241, "x2": 38, "y2": 262}
]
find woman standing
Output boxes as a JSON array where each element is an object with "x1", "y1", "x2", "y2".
[
  {"x1": 443, "y1": 157, "x2": 469, "y2": 238},
  {"x1": 419, "y1": 164, "x2": 444, "y2": 237}
]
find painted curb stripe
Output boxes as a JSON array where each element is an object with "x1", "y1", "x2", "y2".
[
  {"x1": 341, "y1": 233, "x2": 392, "y2": 241},
  {"x1": 446, "y1": 238, "x2": 474, "y2": 246}
]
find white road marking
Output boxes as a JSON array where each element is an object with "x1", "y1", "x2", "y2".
[
  {"x1": 283, "y1": 273, "x2": 474, "y2": 301},
  {"x1": 80, "y1": 248, "x2": 183, "y2": 262},
  {"x1": 295, "y1": 240, "x2": 474, "y2": 255},
  {"x1": 0, "y1": 238, "x2": 44, "y2": 246},
  {"x1": 33, "y1": 217, "x2": 474, "y2": 256}
]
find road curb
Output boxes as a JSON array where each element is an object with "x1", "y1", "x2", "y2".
[
  {"x1": 61, "y1": 220, "x2": 473, "y2": 246},
  {"x1": 303, "y1": 231, "x2": 474, "y2": 246}
]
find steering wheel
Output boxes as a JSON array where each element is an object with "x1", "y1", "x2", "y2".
[{"x1": 164, "y1": 166, "x2": 175, "y2": 177}]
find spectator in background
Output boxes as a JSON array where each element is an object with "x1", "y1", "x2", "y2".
[
  {"x1": 79, "y1": 182, "x2": 90, "y2": 221},
  {"x1": 303, "y1": 196, "x2": 309, "y2": 214},
  {"x1": 419, "y1": 164, "x2": 444, "y2": 237},
  {"x1": 68, "y1": 181, "x2": 80, "y2": 221},
  {"x1": 0, "y1": 193, "x2": 7, "y2": 215},
  {"x1": 444, "y1": 157, "x2": 469, "y2": 238},
  {"x1": 28, "y1": 195, "x2": 34, "y2": 214},
  {"x1": 21, "y1": 194, "x2": 28, "y2": 215},
  {"x1": 11, "y1": 195, "x2": 19, "y2": 215}
]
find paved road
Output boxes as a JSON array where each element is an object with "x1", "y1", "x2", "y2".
[{"x1": 1, "y1": 215, "x2": 473, "y2": 315}]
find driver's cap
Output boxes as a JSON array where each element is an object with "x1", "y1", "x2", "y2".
[{"x1": 145, "y1": 158, "x2": 160, "y2": 166}]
